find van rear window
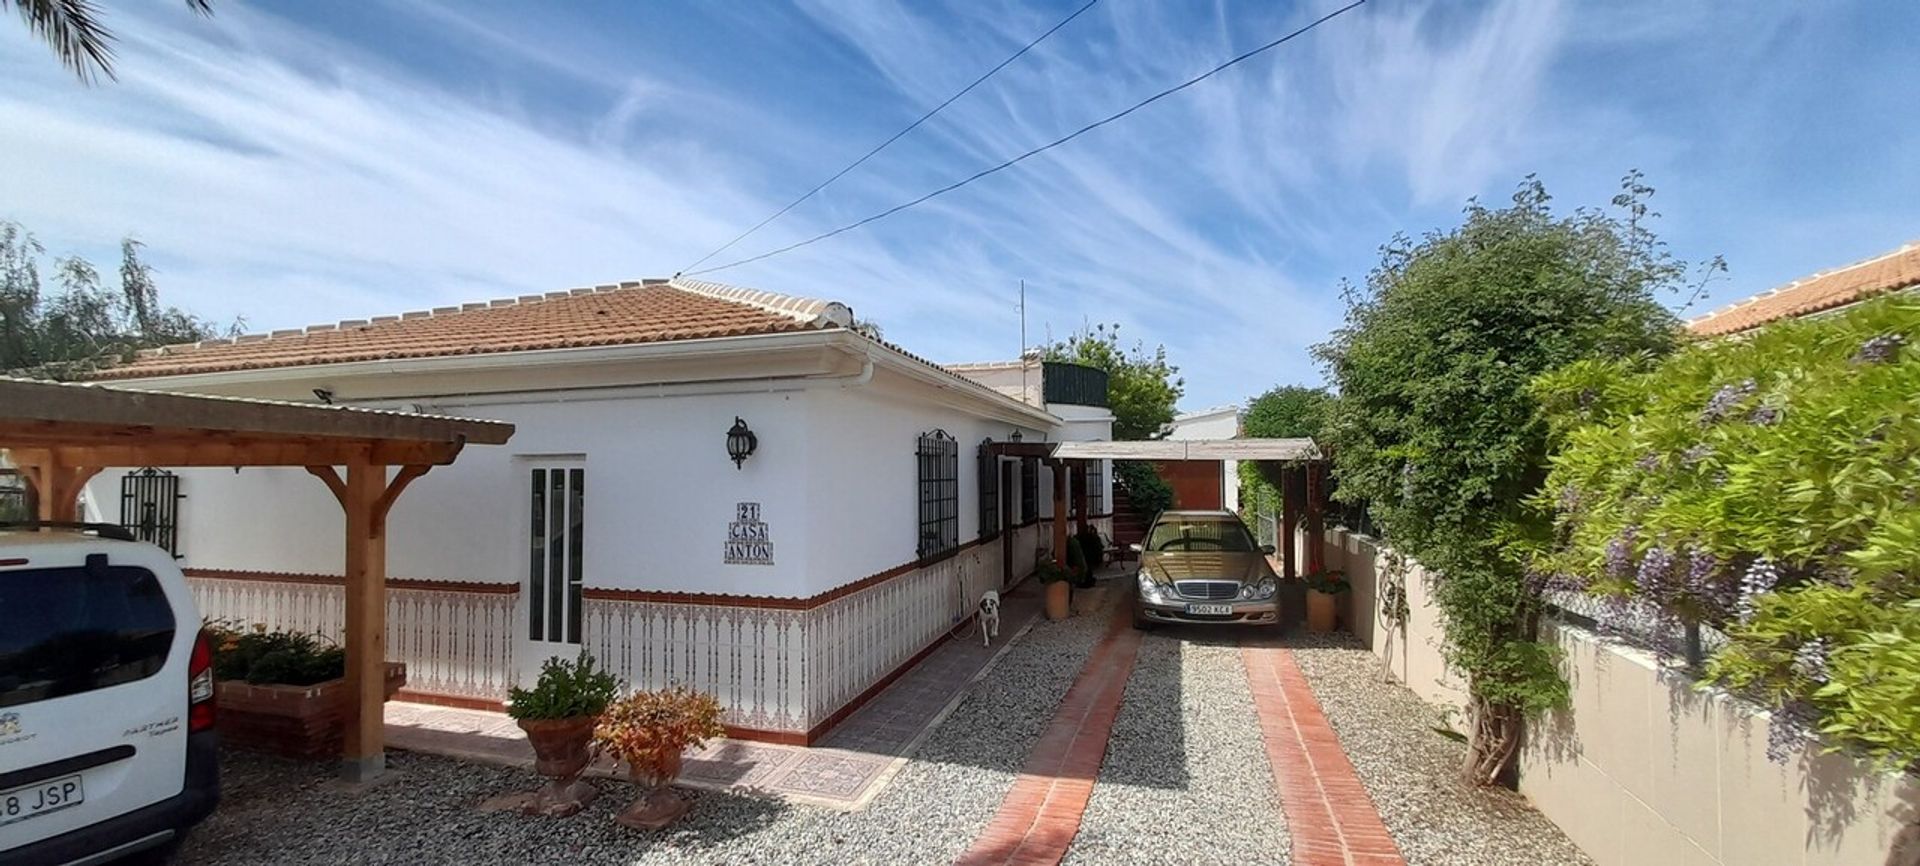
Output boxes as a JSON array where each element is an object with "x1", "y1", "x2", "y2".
[{"x1": 0, "y1": 564, "x2": 177, "y2": 709}]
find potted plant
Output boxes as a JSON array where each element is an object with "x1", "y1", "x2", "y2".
[
  {"x1": 505, "y1": 651, "x2": 619, "y2": 817},
  {"x1": 206, "y1": 621, "x2": 407, "y2": 760},
  {"x1": 595, "y1": 686, "x2": 726, "y2": 830},
  {"x1": 1036, "y1": 558, "x2": 1074, "y2": 621},
  {"x1": 1303, "y1": 570, "x2": 1349, "y2": 633}
]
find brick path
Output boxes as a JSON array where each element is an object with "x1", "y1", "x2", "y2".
[
  {"x1": 1242, "y1": 642, "x2": 1405, "y2": 866},
  {"x1": 955, "y1": 605, "x2": 1144, "y2": 866}
]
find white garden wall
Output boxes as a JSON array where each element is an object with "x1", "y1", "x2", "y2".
[{"x1": 1321, "y1": 527, "x2": 1920, "y2": 866}]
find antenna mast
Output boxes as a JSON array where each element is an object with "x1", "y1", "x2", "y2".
[{"x1": 1019, "y1": 279, "x2": 1029, "y2": 399}]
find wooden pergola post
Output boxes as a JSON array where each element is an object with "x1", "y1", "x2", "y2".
[
  {"x1": 1279, "y1": 465, "x2": 1299, "y2": 580},
  {"x1": 308, "y1": 459, "x2": 431, "y2": 782},
  {"x1": 12, "y1": 455, "x2": 101, "y2": 523},
  {"x1": 1304, "y1": 462, "x2": 1326, "y2": 576}
]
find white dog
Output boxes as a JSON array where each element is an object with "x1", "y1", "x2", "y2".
[{"x1": 978, "y1": 590, "x2": 1001, "y2": 647}]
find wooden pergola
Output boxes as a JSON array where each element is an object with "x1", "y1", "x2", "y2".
[
  {"x1": 1046, "y1": 438, "x2": 1329, "y2": 602},
  {"x1": 0, "y1": 378, "x2": 514, "y2": 781}
]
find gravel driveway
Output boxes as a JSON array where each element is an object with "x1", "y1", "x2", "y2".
[
  {"x1": 176, "y1": 618, "x2": 1590, "y2": 866},
  {"x1": 1064, "y1": 628, "x2": 1288, "y2": 866},
  {"x1": 177, "y1": 606, "x2": 1114, "y2": 866},
  {"x1": 1290, "y1": 633, "x2": 1594, "y2": 866}
]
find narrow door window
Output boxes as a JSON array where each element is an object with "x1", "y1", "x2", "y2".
[{"x1": 527, "y1": 465, "x2": 585, "y2": 644}]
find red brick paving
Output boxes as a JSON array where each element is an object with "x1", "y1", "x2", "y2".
[
  {"x1": 954, "y1": 608, "x2": 1143, "y2": 866},
  {"x1": 1242, "y1": 642, "x2": 1406, "y2": 866}
]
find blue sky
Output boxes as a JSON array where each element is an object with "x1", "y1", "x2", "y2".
[{"x1": 2, "y1": 1, "x2": 1916, "y2": 410}]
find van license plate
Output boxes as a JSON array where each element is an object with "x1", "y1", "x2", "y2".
[
  {"x1": 1185, "y1": 604, "x2": 1233, "y2": 615},
  {"x1": 1, "y1": 774, "x2": 84, "y2": 827}
]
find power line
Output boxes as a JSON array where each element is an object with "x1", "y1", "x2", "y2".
[
  {"x1": 686, "y1": 0, "x2": 1368, "y2": 278},
  {"x1": 679, "y1": 0, "x2": 1104, "y2": 276}
]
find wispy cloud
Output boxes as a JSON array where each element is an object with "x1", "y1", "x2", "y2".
[{"x1": 1, "y1": 0, "x2": 1915, "y2": 408}]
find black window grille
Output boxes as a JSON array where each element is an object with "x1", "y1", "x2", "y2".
[
  {"x1": 977, "y1": 439, "x2": 999, "y2": 539},
  {"x1": 1088, "y1": 461, "x2": 1105, "y2": 515},
  {"x1": 1020, "y1": 459, "x2": 1037, "y2": 524},
  {"x1": 917, "y1": 430, "x2": 959, "y2": 558},
  {"x1": 119, "y1": 468, "x2": 181, "y2": 556}
]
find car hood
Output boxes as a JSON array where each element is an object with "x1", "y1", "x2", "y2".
[{"x1": 1139, "y1": 551, "x2": 1271, "y2": 584}]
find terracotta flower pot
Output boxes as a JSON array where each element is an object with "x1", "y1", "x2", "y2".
[
  {"x1": 616, "y1": 747, "x2": 690, "y2": 830},
  {"x1": 1045, "y1": 581, "x2": 1071, "y2": 621},
  {"x1": 1306, "y1": 590, "x2": 1338, "y2": 634},
  {"x1": 515, "y1": 716, "x2": 600, "y2": 816}
]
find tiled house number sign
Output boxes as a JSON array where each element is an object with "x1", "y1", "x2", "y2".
[{"x1": 724, "y1": 501, "x2": 774, "y2": 565}]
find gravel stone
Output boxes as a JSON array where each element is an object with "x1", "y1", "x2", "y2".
[
  {"x1": 1288, "y1": 632, "x2": 1594, "y2": 866},
  {"x1": 176, "y1": 601, "x2": 1117, "y2": 866},
  {"x1": 1065, "y1": 628, "x2": 1289, "y2": 866}
]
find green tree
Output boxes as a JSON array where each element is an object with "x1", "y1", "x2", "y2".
[
  {"x1": 0, "y1": 220, "x2": 232, "y2": 378},
  {"x1": 1237, "y1": 385, "x2": 1329, "y2": 516},
  {"x1": 1314, "y1": 175, "x2": 1689, "y2": 785},
  {"x1": 1042, "y1": 322, "x2": 1183, "y2": 440},
  {"x1": 5, "y1": 0, "x2": 212, "y2": 84}
]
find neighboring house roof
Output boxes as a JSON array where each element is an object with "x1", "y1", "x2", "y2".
[
  {"x1": 1689, "y1": 239, "x2": 1920, "y2": 337},
  {"x1": 89, "y1": 278, "x2": 853, "y2": 381}
]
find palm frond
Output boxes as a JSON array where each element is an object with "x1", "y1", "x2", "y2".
[
  {"x1": 7, "y1": 0, "x2": 214, "y2": 84},
  {"x1": 7, "y1": 0, "x2": 117, "y2": 83}
]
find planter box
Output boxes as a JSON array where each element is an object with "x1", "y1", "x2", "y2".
[{"x1": 216, "y1": 662, "x2": 407, "y2": 760}]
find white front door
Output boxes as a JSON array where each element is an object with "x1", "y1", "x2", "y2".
[{"x1": 517, "y1": 460, "x2": 585, "y2": 684}]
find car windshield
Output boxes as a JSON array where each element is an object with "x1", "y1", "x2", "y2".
[{"x1": 1145, "y1": 518, "x2": 1258, "y2": 552}]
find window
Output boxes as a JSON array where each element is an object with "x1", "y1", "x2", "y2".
[
  {"x1": 1020, "y1": 459, "x2": 1037, "y2": 523},
  {"x1": 527, "y1": 465, "x2": 585, "y2": 644},
  {"x1": 917, "y1": 430, "x2": 958, "y2": 558},
  {"x1": 1088, "y1": 461, "x2": 1105, "y2": 516},
  {"x1": 977, "y1": 439, "x2": 999, "y2": 539},
  {"x1": 119, "y1": 468, "x2": 182, "y2": 556},
  {"x1": 1145, "y1": 517, "x2": 1259, "y2": 552},
  {"x1": 0, "y1": 563, "x2": 176, "y2": 709}
]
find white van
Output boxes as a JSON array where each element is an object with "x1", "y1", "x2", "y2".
[{"x1": 0, "y1": 526, "x2": 220, "y2": 866}]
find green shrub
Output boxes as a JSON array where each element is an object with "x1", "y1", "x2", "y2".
[
  {"x1": 507, "y1": 650, "x2": 620, "y2": 721},
  {"x1": 206, "y1": 622, "x2": 345, "y2": 686},
  {"x1": 1113, "y1": 460, "x2": 1173, "y2": 517},
  {"x1": 1535, "y1": 293, "x2": 1920, "y2": 766}
]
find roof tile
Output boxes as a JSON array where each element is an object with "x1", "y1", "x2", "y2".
[
  {"x1": 1689, "y1": 240, "x2": 1920, "y2": 336},
  {"x1": 90, "y1": 279, "x2": 844, "y2": 380}
]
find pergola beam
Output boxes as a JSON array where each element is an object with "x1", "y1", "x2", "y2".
[{"x1": 0, "y1": 377, "x2": 513, "y2": 784}]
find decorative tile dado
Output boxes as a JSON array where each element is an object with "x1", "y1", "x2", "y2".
[{"x1": 189, "y1": 576, "x2": 518, "y2": 702}]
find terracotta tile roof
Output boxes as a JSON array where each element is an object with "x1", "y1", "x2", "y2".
[
  {"x1": 1689, "y1": 239, "x2": 1920, "y2": 337},
  {"x1": 90, "y1": 278, "x2": 852, "y2": 380}
]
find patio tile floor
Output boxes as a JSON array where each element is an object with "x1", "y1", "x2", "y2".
[{"x1": 382, "y1": 569, "x2": 1107, "y2": 811}]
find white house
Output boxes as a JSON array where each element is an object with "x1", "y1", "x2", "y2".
[{"x1": 78, "y1": 278, "x2": 1111, "y2": 743}]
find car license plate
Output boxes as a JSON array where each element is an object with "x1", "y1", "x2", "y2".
[
  {"x1": 1, "y1": 774, "x2": 84, "y2": 827},
  {"x1": 1185, "y1": 603, "x2": 1233, "y2": 615}
]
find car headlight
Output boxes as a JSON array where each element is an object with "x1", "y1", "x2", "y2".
[
  {"x1": 1137, "y1": 571, "x2": 1167, "y2": 601},
  {"x1": 1246, "y1": 577, "x2": 1277, "y2": 600}
]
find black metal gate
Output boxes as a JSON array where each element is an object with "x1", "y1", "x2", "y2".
[{"x1": 120, "y1": 468, "x2": 182, "y2": 555}]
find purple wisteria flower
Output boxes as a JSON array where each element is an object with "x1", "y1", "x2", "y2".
[
  {"x1": 1557, "y1": 484, "x2": 1582, "y2": 513},
  {"x1": 1635, "y1": 451, "x2": 1663, "y2": 472},
  {"x1": 1680, "y1": 443, "x2": 1713, "y2": 467},
  {"x1": 1793, "y1": 638, "x2": 1832, "y2": 684},
  {"x1": 1683, "y1": 547, "x2": 1725, "y2": 611},
  {"x1": 1636, "y1": 545, "x2": 1678, "y2": 604},
  {"x1": 1748, "y1": 404, "x2": 1783, "y2": 426},
  {"x1": 1737, "y1": 557, "x2": 1781, "y2": 621},
  {"x1": 1701, "y1": 379, "x2": 1757, "y2": 424},
  {"x1": 1604, "y1": 526, "x2": 1638, "y2": 581},
  {"x1": 1853, "y1": 333, "x2": 1907, "y2": 364}
]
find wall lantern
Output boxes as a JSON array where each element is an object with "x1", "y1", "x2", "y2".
[
  {"x1": 726, "y1": 417, "x2": 758, "y2": 469},
  {"x1": 1009, "y1": 429, "x2": 1023, "y2": 443}
]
